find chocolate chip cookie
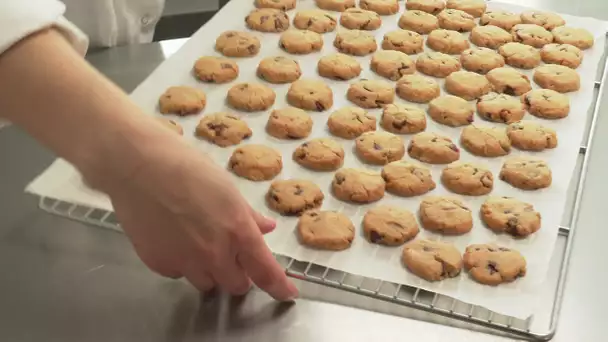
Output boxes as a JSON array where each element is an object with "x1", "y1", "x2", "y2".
[
  {"x1": 293, "y1": 9, "x2": 337, "y2": 33},
  {"x1": 317, "y1": 53, "x2": 361, "y2": 81},
  {"x1": 287, "y1": 79, "x2": 333, "y2": 111},
  {"x1": 159, "y1": 86, "x2": 206, "y2": 115},
  {"x1": 408, "y1": 132, "x2": 460, "y2": 164},
  {"x1": 552, "y1": 26, "x2": 594, "y2": 50},
  {"x1": 520, "y1": 10, "x2": 565, "y2": 31},
  {"x1": 419, "y1": 196, "x2": 473, "y2": 235},
  {"x1": 426, "y1": 29, "x2": 470, "y2": 54},
  {"x1": 347, "y1": 79, "x2": 395, "y2": 108},
  {"x1": 332, "y1": 168, "x2": 385, "y2": 203},
  {"x1": 360, "y1": 0, "x2": 399, "y2": 15},
  {"x1": 382, "y1": 160, "x2": 436, "y2": 196},
  {"x1": 402, "y1": 239, "x2": 463, "y2": 281},
  {"x1": 511, "y1": 24, "x2": 553, "y2": 48},
  {"x1": 355, "y1": 131, "x2": 405, "y2": 165},
  {"x1": 255, "y1": 0, "x2": 296, "y2": 10},
  {"x1": 460, "y1": 124, "x2": 511, "y2": 157},
  {"x1": 267, "y1": 179, "x2": 324, "y2": 215},
  {"x1": 541, "y1": 43, "x2": 583, "y2": 69},
  {"x1": 340, "y1": 8, "x2": 382, "y2": 30},
  {"x1": 266, "y1": 107, "x2": 313, "y2": 140},
  {"x1": 382, "y1": 29, "x2": 424, "y2": 55},
  {"x1": 446, "y1": 0, "x2": 486, "y2": 17},
  {"x1": 196, "y1": 112, "x2": 252, "y2": 147},
  {"x1": 398, "y1": 10, "x2": 439, "y2": 34},
  {"x1": 334, "y1": 29, "x2": 378, "y2": 56},
  {"x1": 477, "y1": 92, "x2": 526, "y2": 124},
  {"x1": 500, "y1": 156, "x2": 552, "y2": 190},
  {"x1": 498, "y1": 42, "x2": 541, "y2": 69},
  {"x1": 279, "y1": 29, "x2": 323, "y2": 54},
  {"x1": 215, "y1": 30, "x2": 261, "y2": 57},
  {"x1": 441, "y1": 161, "x2": 494, "y2": 196},
  {"x1": 227, "y1": 82, "x2": 275, "y2": 112},
  {"x1": 245, "y1": 8, "x2": 290, "y2": 32},
  {"x1": 507, "y1": 120, "x2": 557, "y2": 151},
  {"x1": 437, "y1": 9, "x2": 475, "y2": 32},
  {"x1": 416, "y1": 51, "x2": 461, "y2": 78},
  {"x1": 460, "y1": 47, "x2": 505, "y2": 75},
  {"x1": 396, "y1": 74, "x2": 440, "y2": 103},
  {"x1": 470, "y1": 25, "x2": 513, "y2": 49},
  {"x1": 293, "y1": 138, "x2": 344, "y2": 171},
  {"x1": 486, "y1": 67, "x2": 532, "y2": 96},
  {"x1": 315, "y1": 0, "x2": 356, "y2": 12},
  {"x1": 463, "y1": 244, "x2": 527, "y2": 285},
  {"x1": 327, "y1": 106, "x2": 376, "y2": 139},
  {"x1": 257, "y1": 56, "x2": 302, "y2": 83},
  {"x1": 481, "y1": 197, "x2": 541, "y2": 237},
  {"x1": 445, "y1": 70, "x2": 492, "y2": 100},
  {"x1": 480, "y1": 10, "x2": 522, "y2": 31},
  {"x1": 428, "y1": 95, "x2": 474, "y2": 126},
  {"x1": 522, "y1": 89, "x2": 570, "y2": 119},
  {"x1": 193, "y1": 56, "x2": 239, "y2": 83},
  {"x1": 370, "y1": 50, "x2": 416, "y2": 81},
  {"x1": 533, "y1": 64, "x2": 580, "y2": 93},
  {"x1": 298, "y1": 210, "x2": 355, "y2": 250},
  {"x1": 381, "y1": 103, "x2": 427, "y2": 134},
  {"x1": 405, "y1": 0, "x2": 445, "y2": 15},
  {"x1": 363, "y1": 206, "x2": 419, "y2": 246},
  {"x1": 229, "y1": 144, "x2": 282, "y2": 181}
]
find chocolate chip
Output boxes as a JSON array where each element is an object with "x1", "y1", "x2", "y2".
[
  {"x1": 307, "y1": 18, "x2": 314, "y2": 27},
  {"x1": 207, "y1": 123, "x2": 229, "y2": 136},
  {"x1": 431, "y1": 138, "x2": 438, "y2": 142},
  {"x1": 449, "y1": 144, "x2": 459, "y2": 152},
  {"x1": 274, "y1": 18, "x2": 285, "y2": 30},
  {"x1": 369, "y1": 230, "x2": 382, "y2": 243},
  {"x1": 315, "y1": 101, "x2": 325, "y2": 111},
  {"x1": 247, "y1": 44, "x2": 257, "y2": 53},
  {"x1": 503, "y1": 85, "x2": 516, "y2": 95},
  {"x1": 335, "y1": 175, "x2": 346, "y2": 185},
  {"x1": 392, "y1": 120, "x2": 408, "y2": 130},
  {"x1": 487, "y1": 261, "x2": 499, "y2": 275},
  {"x1": 260, "y1": 15, "x2": 269, "y2": 24},
  {"x1": 499, "y1": 247, "x2": 510, "y2": 251},
  {"x1": 506, "y1": 217, "x2": 519, "y2": 235},
  {"x1": 373, "y1": 143, "x2": 382, "y2": 150},
  {"x1": 294, "y1": 185, "x2": 304, "y2": 195},
  {"x1": 221, "y1": 63, "x2": 233, "y2": 69},
  {"x1": 422, "y1": 246, "x2": 433, "y2": 252},
  {"x1": 356, "y1": 95, "x2": 367, "y2": 102}
]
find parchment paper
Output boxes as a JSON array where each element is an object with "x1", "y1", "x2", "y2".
[{"x1": 27, "y1": 0, "x2": 608, "y2": 318}]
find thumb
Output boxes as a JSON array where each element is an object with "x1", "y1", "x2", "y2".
[{"x1": 250, "y1": 207, "x2": 276, "y2": 234}]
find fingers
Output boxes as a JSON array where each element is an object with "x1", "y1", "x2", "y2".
[
  {"x1": 250, "y1": 207, "x2": 276, "y2": 234},
  {"x1": 184, "y1": 269, "x2": 215, "y2": 293}
]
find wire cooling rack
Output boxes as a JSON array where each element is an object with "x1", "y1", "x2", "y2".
[{"x1": 37, "y1": 32, "x2": 608, "y2": 342}]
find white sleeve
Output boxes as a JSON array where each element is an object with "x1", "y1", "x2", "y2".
[{"x1": 0, "y1": 0, "x2": 89, "y2": 129}]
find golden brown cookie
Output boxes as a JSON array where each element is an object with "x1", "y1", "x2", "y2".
[
  {"x1": 486, "y1": 67, "x2": 532, "y2": 96},
  {"x1": 298, "y1": 210, "x2": 355, "y2": 250},
  {"x1": 229, "y1": 144, "x2": 282, "y2": 181},
  {"x1": 156, "y1": 117, "x2": 183, "y2": 135},
  {"x1": 398, "y1": 10, "x2": 440, "y2": 34},
  {"x1": 347, "y1": 79, "x2": 395, "y2": 108},
  {"x1": 332, "y1": 168, "x2": 385, "y2": 203},
  {"x1": 428, "y1": 95, "x2": 474, "y2": 126},
  {"x1": 405, "y1": 0, "x2": 446, "y2": 15},
  {"x1": 402, "y1": 239, "x2": 463, "y2": 281},
  {"x1": 193, "y1": 56, "x2": 239, "y2": 83},
  {"x1": 334, "y1": 29, "x2": 378, "y2": 56},
  {"x1": 477, "y1": 92, "x2": 525, "y2": 124},
  {"x1": 257, "y1": 56, "x2": 302, "y2": 83},
  {"x1": 533, "y1": 64, "x2": 580, "y2": 93},
  {"x1": 382, "y1": 160, "x2": 436, "y2": 197},
  {"x1": 315, "y1": 0, "x2": 356, "y2": 12},
  {"x1": 382, "y1": 29, "x2": 424, "y2": 54},
  {"x1": 498, "y1": 42, "x2": 541, "y2": 69},
  {"x1": 196, "y1": 113, "x2": 252, "y2": 147},
  {"x1": 317, "y1": 53, "x2": 362, "y2": 80},
  {"x1": 245, "y1": 8, "x2": 290, "y2": 32},
  {"x1": 293, "y1": 9, "x2": 337, "y2": 33},
  {"x1": 522, "y1": 89, "x2": 570, "y2": 119},
  {"x1": 541, "y1": 43, "x2": 583, "y2": 69},
  {"x1": 507, "y1": 120, "x2": 557, "y2": 151},
  {"x1": 446, "y1": 0, "x2": 486, "y2": 17},
  {"x1": 340, "y1": 8, "x2": 382, "y2": 30},
  {"x1": 327, "y1": 106, "x2": 376, "y2": 139},
  {"x1": 227, "y1": 82, "x2": 275, "y2": 112},
  {"x1": 445, "y1": 70, "x2": 492, "y2": 100},
  {"x1": 470, "y1": 25, "x2": 513, "y2": 49},
  {"x1": 370, "y1": 50, "x2": 416, "y2": 81},
  {"x1": 499, "y1": 156, "x2": 552, "y2": 190},
  {"x1": 419, "y1": 196, "x2": 473, "y2": 235},
  {"x1": 355, "y1": 131, "x2": 405, "y2": 165},
  {"x1": 463, "y1": 244, "x2": 527, "y2": 285},
  {"x1": 266, "y1": 107, "x2": 313, "y2": 140},
  {"x1": 552, "y1": 26, "x2": 594, "y2": 50},
  {"x1": 460, "y1": 47, "x2": 505, "y2": 75},
  {"x1": 460, "y1": 124, "x2": 511, "y2": 157},
  {"x1": 408, "y1": 132, "x2": 460, "y2": 164},
  {"x1": 279, "y1": 29, "x2": 323, "y2": 54},
  {"x1": 381, "y1": 103, "x2": 427, "y2": 134},
  {"x1": 359, "y1": 0, "x2": 400, "y2": 15},
  {"x1": 215, "y1": 31, "x2": 261, "y2": 57},
  {"x1": 363, "y1": 206, "x2": 419, "y2": 246},
  {"x1": 159, "y1": 86, "x2": 206, "y2": 115},
  {"x1": 480, "y1": 10, "x2": 522, "y2": 31},
  {"x1": 255, "y1": 0, "x2": 296, "y2": 10},
  {"x1": 293, "y1": 138, "x2": 345, "y2": 171},
  {"x1": 267, "y1": 179, "x2": 324, "y2": 215},
  {"x1": 426, "y1": 29, "x2": 470, "y2": 54},
  {"x1": 441, "y1": 161, "x2": 494, "y2": 196},
  {"x1": 520, "y1": 10, "x2": 565, "y2": 31},
  {"x1": 437, "y1": 9, "x2": 475, "y2": 32},
  {"x1": 481, "y1": 197, "x2": 541, "y2": 237},
  {"x1": 287, "y1": 79, "x2": 333, "y2": 111},
  {"x1": 396, "y1": 74, "x2": 441, "y2": 103},
  {"x1": 511, "y1": 24, "x2": 553, "y2": 48},
  {"x1": 416, "y1": 51, "x2": 461, "y2": 78}
]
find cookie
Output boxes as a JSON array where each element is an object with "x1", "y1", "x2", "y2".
[
  {"x1": 293, "y1": 138, "x2": 345, "y2": 171},
  {"x1": 315, "y1": 0, "x2": 356, "y2": 12},
  {"x1": 460, "y1": 125, "x2": 511, "y2": 157},
  {"x1": 363, "y1": 206, "x2": 419, "y2": 246},
  {"x1": 257, "y1": 56, "x2": 302, "y2": 83},
  {"x1": 446, "y1": 0, "x2": 485, "y2": 17},
  {"x1": 340, "y1": 8, "x2": 382, "y2": 30},
  {"x1": 511, "y1": 24, "x2": 553, "y2": 48},
  {"x1": 279, "y1": 29, "x2": 323, "y2": 54},
  {"x1": 441, "y1": 161, "x2": 494, "y2": 196},
  {"x1": 541, "y1": 43, "x2": 583, "y2": 69},
  {"x1": 334, "y1": 29, "x2": 378, "y2": 56},
  {"x1": 426, "y1": 29, "x2": 470, "y2": 54},
  {"x1": 507, "y1": 120, "x2": 557, "y2": 151},
  {"x1": 416, "y1": 51, "x2": 461, "y2": 78},
  {"x1": 287, "y1": 79, "x2": 333, "y2": 111},
  {"x1": 437, "y1": 9, "x2": 475, "y2": 32},
  {"x1": 245, "y1": 8, "x2": 290, "y2": 32},
  {"x1": 499, "y1": 156, "x2": 552, "y2": 190},
  {"x1": 498, "y1": 43, "x2": 539, "y2": 70},
  {"x1": 347, "y1": 79, "x2": 395, "y2": 108},
  {"x1": 255, "y1": 0, "x2": 296, "y2": 10},
  {"x1": 428, "y1": 95, "x2": 474, "y2": 126},
  {"x1": 460, "y1": 47, "x2": 505, "y2": 75},
  {"x1": 396, "y1": 74, "x2": 440, "y2": 103},
  {"x1": 405, "y1": 0, "x2": 445, "y2": 15},
  {"x1": 227, "y1": 82, "x2": 275, "y2": 112},
  {"x1": 215, "y1": 31, "x2": 261, "y2": 57},
  {"x1": 381, "y1": 103, "x2": 427, "y2": 134},
  {"x1": 520, "y1": 10, "x2": 565, "y2": 31},
  {"x1": 402, "y1": 240, "x2": 463, "y2": 281},
  {"x1": 332, "y1": 168, "x2": 385, "y2": 203},
  {"x1": 476, "y1": 92, "x2": 525, "y2": 124},
  {"x1": 293, "y1": 10, "x2": 337, "y2": 33},
  {"x1": 533, "y1": 64, "x2": 580, "y2": 93},
  {"x1": 445, "y1": 70, "x2": 492, "y2": 100},
  {"x1": 156, "y1": 117, "x2": 183, "y2": 135},
  {"x1": 159, "y1": 86, "x2": 206, "y2": 115},
  {"x1": 266, "y1": 107, "x2": 313, "y2": 140},
  {"x1": 408, "y1": 132, "x2": 460, "y2": 164},
  {"x1": 463, "y1": 244, "x2": 527, "y2": 285},
  {"x1": 193, "y1": 56, "x2": 239, "y2": 83},
  {"x1": 297, "y1": 210, "x2": 355, "y2": 250},
  {"x1": 229, "y1": 144, "x2": 282, "y2": 181},
  {"x1": 267, "y1": 179, "x2": 324, "y2": 215},
  {"x1": 382, "y1": 160, "x2": 436, "y2": 196},
  {"x1": 419, "y1": 196, "x2": 473, "y2": 235},
  {"x1": 360, "y1": 0, "x2": 400, "y2": 15},
  {"x1": 470, "y1": 25, "x2": 513, "y2": 49},
  {"x1": 196, "y1": 113, "x2": 252, "y2": 147},
  {"x1": 370, "y1": 50, "x2": 416, "y2": 81},
  {"x1": 355, "y1": 131, "x2": 405, "y2": 165},
  {"x1": 522, "y1": 89, "x2": 570, "y2": 119},
  {"x1": 317, "y1": 53, "x2": 362, "y2": 80},
  {"x1": 480, "y1": 10, "x2": 522, "y2": 31},
  {"x1": 480, "y1": 197, "x2": 541, "y2": 237},
  {"x1": 486, "y1": 67, "x2": 532, "y2": 96},
  {"x1": 381, "y1": 29, "x2": 424, "y2": 55},
  {"x1": 398, "y1": 10, "x2": 440, "y2": 34},
  {"x1": 327, "y1": 106, "x2": 376, "y2": 139},
  {"x1": 552, "y1": 26, "x2": 594, "y2": 50}
]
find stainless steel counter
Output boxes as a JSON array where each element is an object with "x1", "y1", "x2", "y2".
[{"x1": 2, "y1": 2, "x2": 608, "y2": 341}]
